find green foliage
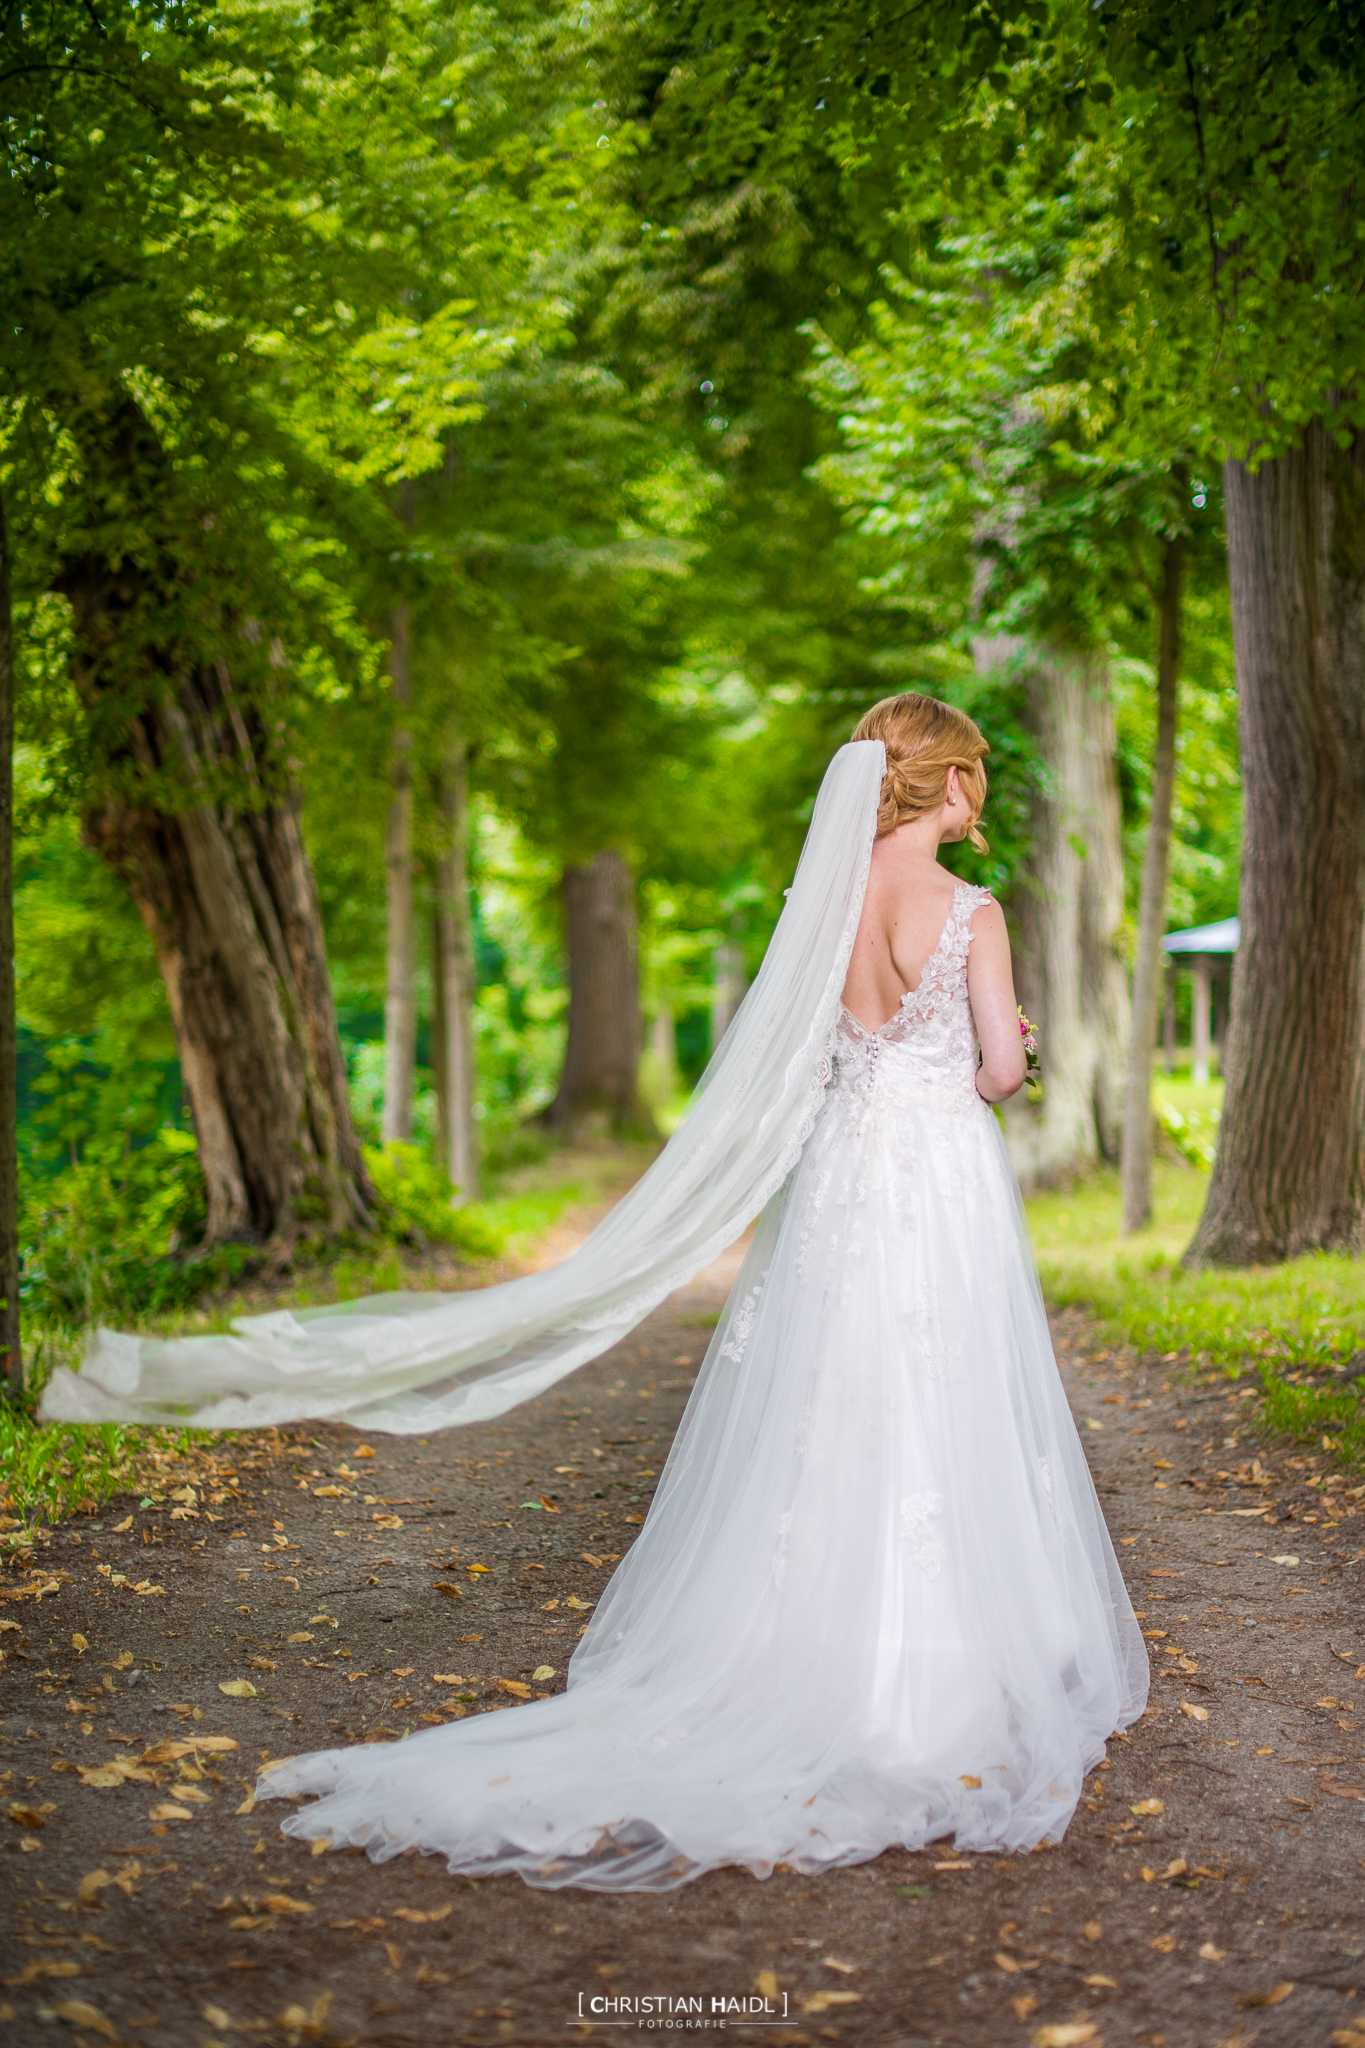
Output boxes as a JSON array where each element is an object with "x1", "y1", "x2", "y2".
[
  {"x1": 361, "y1": 1142, "x2": 502, "y2": 1258},
  {"x1": 0, "y1": 1414, "x2": 139, "y2": 1528},
  {"x1": 1257, "y1": 1371, "x2": 1365, "y2": 1471},
  {"x1": 1151, "y1": 1099, "x2": 1217, "y2": 1173}
]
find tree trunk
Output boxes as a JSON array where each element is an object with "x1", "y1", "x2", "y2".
[
  {"x1": 710, "y1": 932, "x2": 748, "y2": 1051},
  {"x1": 62, "y1": 574, "x2": 373, "y2": 1248},
  {"x1": 976, "y1": 639, "x2": 1129, "y2": 1190},
  {"x1": 1121, "y1": 534, "x2": 1184, "y2": 1232},
  {"x1": 545, "y1": 849, "x2": 652, "y2": 1134},
  {"x1": 0, "y1": 481, "x2": 21, "y2": 1394},
  {"x1": 430, "y1": 736, "x2": 479, "y2": 1199},
  {"x1": 382, "y1": 603, "x2": 417, "y2": 1147},
  {"x1": 1187, "y1": 424, "x2": 1365, "y2": 1266}
]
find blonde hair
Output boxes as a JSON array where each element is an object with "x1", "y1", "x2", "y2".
[{"x1": 852, "y1": 693, "x2": 990, "y2": 851}]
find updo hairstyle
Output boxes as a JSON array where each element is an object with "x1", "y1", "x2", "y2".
[{"x1": 852, "y1": 693, "x2": 990, "y2": 852}]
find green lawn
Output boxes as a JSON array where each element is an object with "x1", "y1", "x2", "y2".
[{"x1": 1025, "y1": 1132, "x2": 1365, "y2": 1469}]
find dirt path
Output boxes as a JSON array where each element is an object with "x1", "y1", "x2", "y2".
[{"x1": 3, "y1": 1241, "x2": 1365, "y2": 2048}]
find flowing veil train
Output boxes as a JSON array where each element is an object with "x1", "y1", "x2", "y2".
[{"x1": 39, "y1": 742, "x2": 886, "y2": 1433}]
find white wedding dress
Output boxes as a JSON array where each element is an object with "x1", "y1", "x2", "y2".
[
  {"x1": 262, "y1": 878, "x2": 1148, "y2": 1886},
  {"x1": 40, "y1": 740, "x2": 1148, "y2": 1885}
]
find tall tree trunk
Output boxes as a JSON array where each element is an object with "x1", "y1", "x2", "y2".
[
  {"x1": 430, "y1": 735, "x2": 479, "y2": 1199},
  {"x1": 1187, "y1": 424, "x2": 1365, "y2": 1266},
  {"x1": 976, "y1": 638, "x2": 1129, "y2": 1190},
  {"x1": 1121, "y1": 534, "x2": 1184, "y2": 1232},
  {"x1": 545, "y1": 849, "x2": 652, "y2": 1134},
  {"x1": 62, "y1": 576, "x2": 373, "y2": 1248},
  {"x1": 0, "y1": 481, "x2": 21, "y2": 1395},
  {"x1": 710, "y1": 931, "x2": 748, "y2": 1050},
  {"x1": 382, "y1": 603, "x2": 417, "y2": 1147}
]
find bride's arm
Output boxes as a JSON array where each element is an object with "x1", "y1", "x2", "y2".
[{"x1": 966, "y1": 900, "x2": 1028, "y2": 1102}]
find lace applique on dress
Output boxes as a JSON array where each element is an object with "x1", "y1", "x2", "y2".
[
  {"x1": 900, "y1": 1491, "x2": 946, "y2": 1579},
  {"x1": 831, "y1": 881, "x2": 994, "y2": 1114},
  {"x1": 720, "y1": 1277, "x2": 766, "y2": 1364}
]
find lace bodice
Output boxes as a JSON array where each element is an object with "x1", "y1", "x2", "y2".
[{"x1": 831, "y1": 880, "x2": 993, "y2": 1113}]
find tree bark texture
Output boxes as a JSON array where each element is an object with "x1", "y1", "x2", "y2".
[
  {"x1": 1187, "y1": 424, "x2": 1365, "y2": 1266},
  {"x1": 0, "y1": 481, "x2": 21, "y2": 1393},
  {"x1": 1121, "y1": 535, "x2": 1183, "y2": 1233},
  {"x1": 545, "y1": 849, "x2": 651, "y2": 1134},
  {"x1": 976, "y1": 639, "x2": 1129, "y2": 1190},
  {"x1": 430, "y1": 736, "x2": 479, "y2": 1200},
  {"x1": 61, "y1": 567, "x2": 373, "y2": 1247},
  {"x1": 382, "y1": 604, "x2": 417, "y2": 1147}
]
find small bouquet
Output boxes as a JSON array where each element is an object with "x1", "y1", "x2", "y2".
[{"x1": 1018, "y1": 1007, "x2": 1042, "y2": 1098}]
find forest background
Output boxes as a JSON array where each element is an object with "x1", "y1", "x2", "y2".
[{"x1": 2, "y1": 0, "x2": 1364, "y2": 1491}]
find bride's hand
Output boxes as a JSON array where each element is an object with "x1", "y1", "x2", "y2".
[{"x1": 966, "y1": 901, "x2": 1028, "y2": 1102}]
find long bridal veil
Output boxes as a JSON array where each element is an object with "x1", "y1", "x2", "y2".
[{"x1": 38, "y1": 742, "x2": 886, "y2": 1436}]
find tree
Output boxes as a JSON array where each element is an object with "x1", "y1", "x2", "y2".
[
  {"x1": 0, "y1": 478, "x2": 19, "y2": 1389},
  {"x1": 1120, "y1": 529, "x2": 1182, "y2": 1232},
  {"x1": 1187, "y1": 431, "x2": 1365, "y2": 1262}
]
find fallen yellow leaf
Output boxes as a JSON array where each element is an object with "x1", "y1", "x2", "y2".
[
  {"x1": 203, "y1": 2008, "x2": 232, "y2": 2031},
  {"x1": 1237, "y1": 1981, "x2": 1294, "y2": 2009},
  {"x1": 532, "y1": 1665, "x2": 556, "y2": 1682},
  {"x1": 1181, "y1": 1701, "x2": 1209, "y2": 1721},
  {"x1": 287, "y1": 1631, "x2": 314, "y2": 1644},
  {"x1": 76, "y1": 1767, "x2": 126, "y2": 1790},
  {"x1": 495, "y1": 1678, "x2": 533, "y2": 1700},
  {"x1": 54, "y1": 2000, "x2": 120, "y2": 2039},
  {"x1": 8, "y1": 1804, "x2": 45, "y2": 1830},
  {"x1": 995, "y1": 1951, "x2": 1022, "y2": 1973},
  {"x1": 1083, "y1": 1920, "x2": 1102, "y2": 1941},
  {"x1": 112, "y1": 1517, "x2": 132, "y2": 1532},
  {"x1": 264, "y1": 1892, "x2": 313, "y2": 1914},
  {"x1": 141, "y1": 1735, "x2": 237, "y2": 1762},
  {"x1": 1130, "y1": 1798, "x2": 1164, "y2": 1816},
  {"x1": 1150, "y1": 1932, "x2": 1175, "y2": 1953},
  {"x1": 149, "y1": 1803, "x2": 194, "y2": 1821},
  {"x1": 393, "y1": 1905, "x2": 453, "y2": 1924},
  {"x1": 1199, "y1": 1941, "x2": 1227, "y2": 1961},
  {"x1": 219, "y1": 1679, "x2": 257, "y2": 1697},
  {"x1": 1030, "y1": 2028, "x2": 1099, "y2": 2048},
  {"x1": 752, "y1": 1969, "x2": 778, "y2": 2000},
  {"x1": 71, "y1": 1632, "x2": 88, "y2": 1653},
  {"x1": 4, "y1": 1959, "x2": 82, "y2": 1986},
  {"x1": 799, "y1": 1991, "x2": 861, "y2": 2015},
  {"x1": 1011, "y1": 1993, "x2": 1038, "y2": 2021},
  {"x1": 1082, "y1": 1973, "x2": 1118, "y2": 1988},
  {"x1": 248, "y1": 1658, "x2": 278, "y2": 1672},
  {"x1": 821, "y1": 1957, "x2": 855, "y2": 1975}
]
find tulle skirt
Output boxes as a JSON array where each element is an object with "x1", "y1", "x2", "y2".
[{"x1": 261, "y1": 1070, "x2": 1148, "y2": 1888}]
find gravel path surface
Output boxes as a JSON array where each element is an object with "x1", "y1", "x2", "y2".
[{"x1": 3, "y1": 1239, "x2": 1364, "y2": 2048}]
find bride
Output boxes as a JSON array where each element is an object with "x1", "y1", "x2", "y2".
[{"x1": 41, "y1": 693, "x2": 1149, "y2": 1888}]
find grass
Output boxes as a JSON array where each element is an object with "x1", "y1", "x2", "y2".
[
  {"x1": 1, "y1": 1130, "x2": 659, "y2": 1539},
  {"x1": 1026, "y1": 1146, "x2": 1365, "y2": 1469}
]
